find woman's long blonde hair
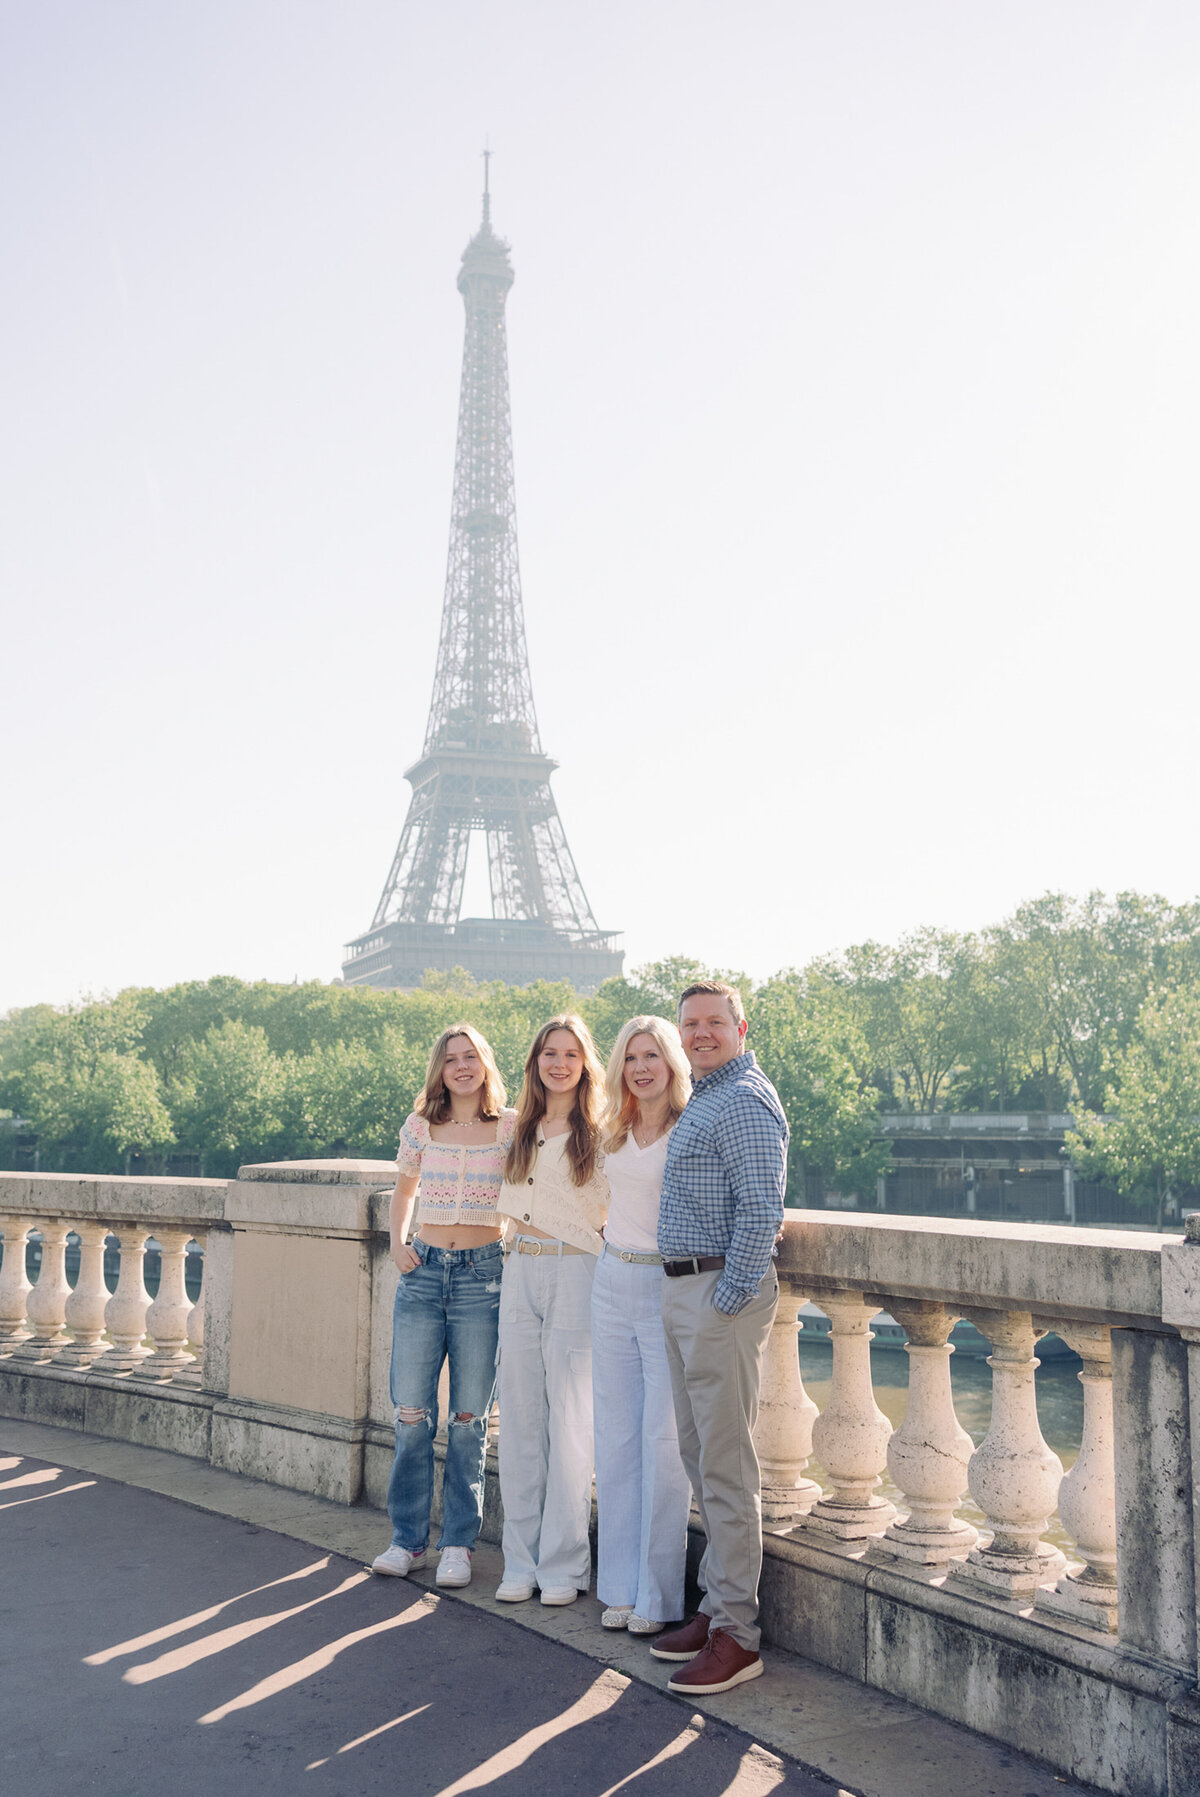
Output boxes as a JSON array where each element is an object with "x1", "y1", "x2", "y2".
[
  {"x1": 601, "y1": 1015, "x2": 691, "y2": 1154},
  {"x1": 506, "y1": 1014, "x2": 605, "y2": 1188},
  {"x1": 414, "y1": 1023, "x2": 506, "y2": 1124}
]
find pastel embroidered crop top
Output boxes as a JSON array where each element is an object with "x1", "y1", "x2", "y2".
[{"x1": 396, "y1": 1110, "x2": 517, "y2": 1230}]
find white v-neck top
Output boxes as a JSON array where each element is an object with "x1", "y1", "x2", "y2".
[{"x1": 604, "y1": 1131, "x2": 672, "y2": 1255}]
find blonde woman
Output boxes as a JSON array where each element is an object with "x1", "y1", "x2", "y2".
[
  {"x1": 495, "y1": 1015, "x2": 609, "y2": 1606},
  {"x1": 592, "y1": 1016, "x2": 693, "y2": 1634},
  {"x1": 371, "y1": 1025, "x2": 514, "y2": 1590}
]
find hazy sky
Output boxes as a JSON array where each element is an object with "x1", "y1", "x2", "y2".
[{"x1": 3, "y1": 1, "x2": 1198, "y2": 1012}]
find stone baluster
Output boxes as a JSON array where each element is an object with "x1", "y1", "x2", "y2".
[
  {"x1": 0, "y1": 1216, "x2": 33, "y2": 1350},
  {"x1": 172, "y1": 1238, "x2": 206, "y2": 1389},
  {"x1": 800, "y1": 1291, "x2": 896, "y2": 1544},
  {"x1": 755, "y1": 1292, "x2": 821, "y2": 1519},
  {"x1": 13, "y1": 1221, "x2": 73, "y2": 1361},
  {"x1": 1035, "y1": 1323, "x2": 1118, "y2": 1631},
  {"x1": 98, "y1": 1226, "x2": 152, "y2": 1372},
  {"x1": 57, "y1": 1221, "x2": 113, "y2": 1368},
  {"x1": 141, "y1": 1229, "x2": 196, "y2": 1380},
  {"x1": 872, "y1": 1299, "x2": 978, "y2": 1569},
  {"x1": 948, "y1": 1308, "x2": 1066, "y2": 1601}
]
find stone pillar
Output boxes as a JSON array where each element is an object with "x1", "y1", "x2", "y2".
[
  {"x1": 1035, "y1": 1322, "x2": 1118, "y2": 1631},
  {"x1": 873, "y1": 1299, "x2": 977, "y2": 1568},
  {"x1": 948, "y1": 1308, "x2": 1066, "y2": 1601},
  {"x1": 754, "y1": 1293, "x2": 821, "y2": 1519},
  {"x1": 12, "y1": 1221, "x2": 73, "y2": 1361},
  {"x1": 57, "y1": 1220, "x2": 113, "y2": 1368},
  {"x1": 141, "y1": 1228, "x2": 195, "y2": 1380},
  {"x1": 1110, "y1": 1325, "x2": 1195, "y2": 1672},
  {"x1": 100, "y1": 1226, "x2": 152, "y2": 1372},
  {"x1": 0, "y1": 1215, "x2": 33, "y2": 1349},
  {"x1": 800, "y1": 1291, "x2": 895, "y2": 1545}
]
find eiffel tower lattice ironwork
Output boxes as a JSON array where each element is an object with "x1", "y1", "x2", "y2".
[{"x1": 342, "y1": 166, "x2": 622, "y2": 993}]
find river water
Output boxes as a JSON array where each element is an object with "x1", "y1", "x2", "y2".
[{"x1": 796, "y1": 1337, "x2": 1085, "y2": 1558}]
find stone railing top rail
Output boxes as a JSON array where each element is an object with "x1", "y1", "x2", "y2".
[
  {"x1": 1, "y1": 1165, "x2": 1190, "y2": 1330},
  {"x1": 778, "y1": 1209, "x2": 1182, "y2": 1328},
  {"x1": 237, "y1": 1159, "x2": 397, "y2": 1184},
  {"x1": 0, "y1": 1162, "x2": 399, "y2": 1235},
  {"x1": 0, "y1": 1170, "x2": 230, "y2": 1228}
]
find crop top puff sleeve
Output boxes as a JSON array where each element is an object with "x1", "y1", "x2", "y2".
[{"x1": 396, "y1": 1109, "x2": 517, "y2": 1231}]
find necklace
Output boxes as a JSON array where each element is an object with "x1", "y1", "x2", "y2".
[
  {"x1": 634, "y1": 1119, "x2": 670, "y2": 1150},
  {"x1": 446, "y1": 1116, "x2": 483, "y2": 1128}
]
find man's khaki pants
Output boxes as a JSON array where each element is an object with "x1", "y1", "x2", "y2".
[{"x1": 661, "y1": 1267, "x2": 779, "y2": 1650}]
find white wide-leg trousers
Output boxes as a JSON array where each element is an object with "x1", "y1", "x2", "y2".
[
  {"x1": 498, "y1": 1245, "x2": 596, "y2": 1593},
  {"x1": 591, "y1": 1251, "x2": 691, "y2": 1623}
]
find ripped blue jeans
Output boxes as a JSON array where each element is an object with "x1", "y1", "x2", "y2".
[{"x1": 386, "y1": 1239, "x2": 503, "y2": 1552}]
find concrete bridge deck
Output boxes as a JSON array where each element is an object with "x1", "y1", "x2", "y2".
[{"x1": 1, "y1": 1419, "x2": 1103, "y2": 1797}]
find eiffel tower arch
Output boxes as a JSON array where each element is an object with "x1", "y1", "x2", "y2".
[{"x1": 342, "y1": 166, "x2": 623, "y2": 994}]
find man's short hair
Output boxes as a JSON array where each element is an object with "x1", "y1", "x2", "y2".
[{"x1": 677, "y1": 980, "x2": 745, "y2": 1027}]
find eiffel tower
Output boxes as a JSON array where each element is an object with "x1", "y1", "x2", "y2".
[{"x1": 342, "y1": 163, "x2": 623, "y2": 994}]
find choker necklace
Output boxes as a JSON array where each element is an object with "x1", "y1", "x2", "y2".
[{"x1": 447, "y1": 1116, "x2": 483, "y2": 1128}]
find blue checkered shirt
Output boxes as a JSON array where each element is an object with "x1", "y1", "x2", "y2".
[{"x1": 658, "y1": 1050, "x2": 788, "y2": 1315}]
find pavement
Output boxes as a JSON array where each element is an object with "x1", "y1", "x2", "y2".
[{"x1": 0, "y1": 1418, "x2": 1104, "y2": 1797}]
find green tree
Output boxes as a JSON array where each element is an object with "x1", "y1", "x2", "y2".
[
  {"x1": 1, "y1": 996, "x2": 173, "y2": 1172},
  {"x1": 748, "y1": 976, "x2": 889, "y2": 1199},
  {"x1": 166, "y1": 1020, "x2": 288, "y2": 1176},
  {"x1": 1068, "y1": 985, "x2": 1200, "y2": 1228}
]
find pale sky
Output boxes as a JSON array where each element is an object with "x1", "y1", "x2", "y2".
[{"x1": 3, "y1": 1, "x2": 1198, "y2": 1012}]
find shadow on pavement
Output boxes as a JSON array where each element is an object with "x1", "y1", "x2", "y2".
[{"x1": 1, "y1": 1453, "x2": 830, "y2": 1797}]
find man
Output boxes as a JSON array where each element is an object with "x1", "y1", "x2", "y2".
[{"x1": 652, "y1": 979, "x2": 788, "y2": 1694}]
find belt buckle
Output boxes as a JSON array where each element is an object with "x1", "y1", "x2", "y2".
[
  {"x1": 527, "y1": 1238, "x2": 542, "y2": 1256},
  {"x1": 688, "y1": 1256, "x2": 702, "y2": 1275},
  {"x1": 620, "y1": 1249, "x2": 632, "y2": 1263}
]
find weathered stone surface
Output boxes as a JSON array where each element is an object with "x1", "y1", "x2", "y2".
[
  {"x1": 1113, "y1": 1328, "x2": 1197, "y2": 1672},
  {"x1": 0, "y1": 1171, "x2": 228, "y2": 1227},
  {"x1": 780, "y1": 1210, "x2": 1172, "y2": 1325},
  {"x1": 210, "y1": 1397, "x2": 366, "y2": 1505}
]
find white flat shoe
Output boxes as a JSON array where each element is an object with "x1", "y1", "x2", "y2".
[
  {"x1": 627, "y1": 1614, "x2": 664, "y2": 1635},
  {"x1": 601, "y1": 1606, "x2": 634, "y2": 1630}
]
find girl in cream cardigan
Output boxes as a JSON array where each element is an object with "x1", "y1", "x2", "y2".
[{"x1": 494, "y1": 1014, "x2": 609, "y2": 1605}]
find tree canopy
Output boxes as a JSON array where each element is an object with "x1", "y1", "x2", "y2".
[{"x1": 3, "y1": 889, "x2": 1198, "y2": 1206}]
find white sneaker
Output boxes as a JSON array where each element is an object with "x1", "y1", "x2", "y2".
[
  {"x1": 495, "y1": 1579, "x2": 535, "y2": 1602},
  {"x1": 436, "y1": 1547, "x2": 472, "y2": 1588},
  {"x1": 371, "y1": 1544, "x2": 427, "y2": 1578},
  {"x1": 539, "y1": 1587, "x2": 579, "y2": 1606},
  {"x1": 601, "y1": 1606, "x2": 634, "y2": 1630}
]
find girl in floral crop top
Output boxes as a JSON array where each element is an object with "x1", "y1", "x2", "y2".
[{"x1": 370, "y1": 1023, "x2": 516, "y2": 1591}]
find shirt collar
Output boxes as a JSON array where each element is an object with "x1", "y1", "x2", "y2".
[{"x1": 690, "y1": 1049, "x2": 757, "y2": 1096}]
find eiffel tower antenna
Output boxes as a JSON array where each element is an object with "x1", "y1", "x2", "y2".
[{"x1": 342, "y1": 169, "x2": 623, "y2": 993}]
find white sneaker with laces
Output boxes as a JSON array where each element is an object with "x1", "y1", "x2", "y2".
[
  {"x1": 436, "y1": 1547, "x2": 472, "y2": 1588},
  {"x1": 371, "y1": 1544, "x2": 427, "y2": 1578}
]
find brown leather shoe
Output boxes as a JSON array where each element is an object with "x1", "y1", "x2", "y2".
[
  {"x1": 648, "y1": 1611, "x2": 710, "y2": 1661},
  {"x1": 666, "y1": 1628, "x2": 763, "y2": 1694}
]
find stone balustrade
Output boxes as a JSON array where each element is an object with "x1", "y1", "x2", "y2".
[{"x1": 3, "y1": 1166, "x2": 1200, "y2": 1796}]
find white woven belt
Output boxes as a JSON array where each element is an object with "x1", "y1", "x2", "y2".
[{"x1": 602, "y1": 1242, "x2": 663, "y2": 1266}]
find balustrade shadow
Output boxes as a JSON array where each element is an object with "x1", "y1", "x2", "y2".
[{"x1": 2, "y1": 1454, "x2": 821, "y2": 1797}]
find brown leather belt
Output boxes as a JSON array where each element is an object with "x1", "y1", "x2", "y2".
[{"x1": 662, "y1": 1255, "x2": 726, "y2": 1278}]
